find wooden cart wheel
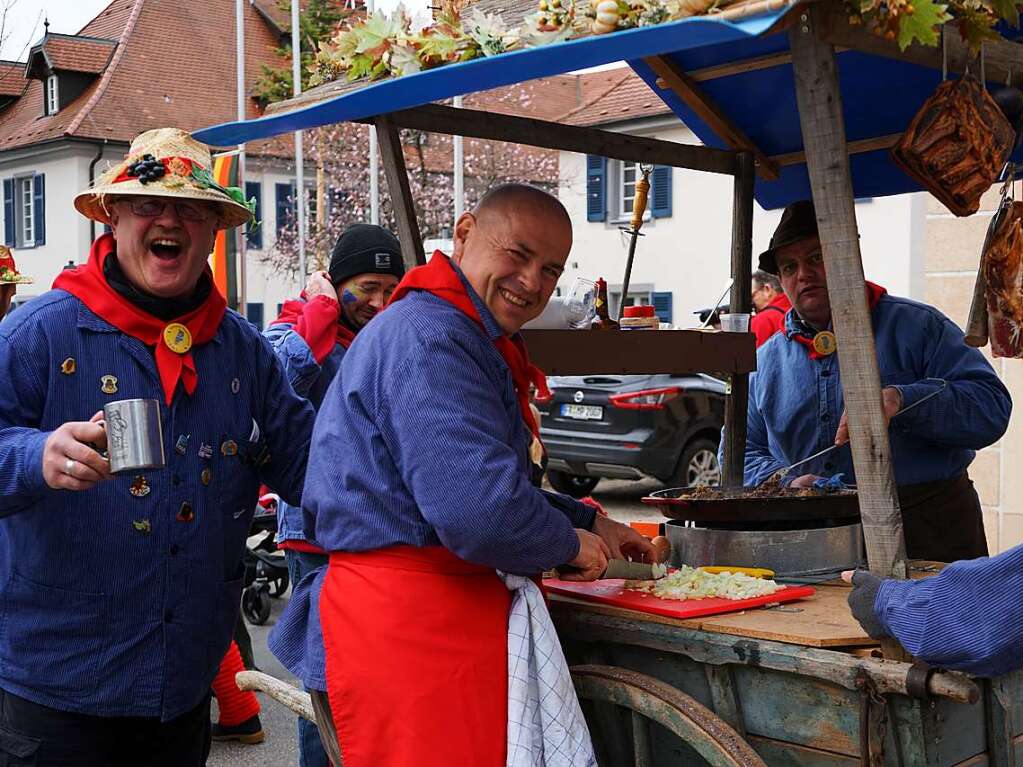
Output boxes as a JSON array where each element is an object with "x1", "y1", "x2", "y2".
[{"x1": 571, "y1": 664, "x2": 766, "y2": 767}]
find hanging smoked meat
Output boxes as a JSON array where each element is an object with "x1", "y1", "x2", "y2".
[
  {"x1": 981, "y1": 200, "x2": 1023, "y2": 357},
  {"x1": 893, "y1": 75, "x2": 1015, "y2": 217}
]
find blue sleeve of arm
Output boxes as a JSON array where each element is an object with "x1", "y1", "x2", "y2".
[
  {"x1": 263, "y1": 325, "x2": 323, "y2": 398},
  {"x1": 382, "y1": 336, "x2": 580, "y2": 575},
  {"x1": 892, "y1": 314, "x2": 1011, "y2": 450},
  {"x1": 255, "y1": 337, "x2": 317, "y2": 508},
  {"x1": 874, "y1": 545, "x2": 1023, "y2": 677},
  {"x1": 742, "y1": 375, "x2": 785, "y2": 486},
  {"x1": 0, "y1": 335, "x2": 55, "y2": 514},
  {"x1": 539, "y1": 489, "x2": 597, "y2": 530}
]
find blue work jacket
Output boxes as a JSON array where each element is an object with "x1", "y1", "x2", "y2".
[
  {"x1": 263, "y1": 309, "x2": 347, "y2": 546},
  {"x1": 740, "y1": 295, "x2": 1011, "y2": 487},
  {"x1": 0, "y1": 290, "x2": 315, "y2": 720},
  {"x1": 270, "y1": 265, "x2": 595, "y2": 690},
  {"x1": 876, "y1": 543, "x2": 1023, "y2": 677}
]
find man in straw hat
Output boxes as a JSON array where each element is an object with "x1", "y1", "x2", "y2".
[
  {"x1": 0, "y1": 127, "x2": 315, "y2": 764},
  {"x1": 0, "y1": 245, "x2": 32, "y2": 320}
]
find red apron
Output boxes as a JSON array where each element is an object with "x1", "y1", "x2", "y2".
[{"x1": 320, "y1": 546, "x2": 510, "y2": 767}]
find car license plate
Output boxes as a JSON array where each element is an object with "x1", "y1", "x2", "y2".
[{"x1": 561, "y1": 403, "x2": 603, "y2": 420}]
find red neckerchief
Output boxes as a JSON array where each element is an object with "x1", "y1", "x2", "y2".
[
  {"x1": 273, "y1": 293, "x2": 356, "y2": 352},
  {"x1": 388, "y1": 251, "x2": 550, "y2": 441},
  {"x1": 791, "y1": 282, "x2": 887, "y2": 360},
  {"x1": 53, "y1": 234, "x2": 226, "y2": 405}
]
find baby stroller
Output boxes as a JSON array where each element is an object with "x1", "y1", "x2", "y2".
[{"x1": 242, "y1": 492, "x2": 290, "y2": 626}]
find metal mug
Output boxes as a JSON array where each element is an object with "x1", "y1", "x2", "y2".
[{"x1": 103, "y1": 399, "x2": 165, "y2": 474}]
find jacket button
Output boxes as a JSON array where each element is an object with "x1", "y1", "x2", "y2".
[
  {"x1": 169, "y1": 545, "x2": 179, "y2": 557},
  {"x1": 164, "y1": 609, "x2": 173, "y2": 623},
  {"x1": 172, "y1": 474, "x2": 182, "y2": 487},
  {"x1": 821, "y1": 413, "x2": 831, "y2": 422},
  {"x1": 821, "y1": 370, "x2": 831, "y2": 378}
]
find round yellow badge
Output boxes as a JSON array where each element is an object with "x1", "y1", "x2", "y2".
[
  {"x1": 812, "y1": 330, "x2": 837, "y2": 356},
  {"x1": 163, "y1": 323, "x2": 192, "y2": 354}
]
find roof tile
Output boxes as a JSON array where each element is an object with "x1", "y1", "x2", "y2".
[{"x1": 38, "y1": 36, "x2": 117, "y2": 74}]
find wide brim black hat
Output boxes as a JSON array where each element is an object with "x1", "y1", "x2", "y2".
[{"x1": 757, "y1": 200, "x2": 818, "y2": 274}]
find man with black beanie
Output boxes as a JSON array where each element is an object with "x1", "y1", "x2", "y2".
[{"x1": 262, "y1": 223, "x2": 404, "y2": 767}]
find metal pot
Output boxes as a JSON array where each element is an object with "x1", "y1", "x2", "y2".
[{"x1": 665, "y1": 519, "x2": 865, "y2": 581}]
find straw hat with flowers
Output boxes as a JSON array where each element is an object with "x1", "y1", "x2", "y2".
[
  {"x1": 74, "y1": 128, "x2": 254, "y2": 230},
  {"x1": 0, "y1": 245, "x2": 31, "y2": 285}
]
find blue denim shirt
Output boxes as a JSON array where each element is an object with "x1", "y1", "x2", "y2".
[
  {"x1": 263, "y1": 309, "x2": 347, "y2": 545},
  {"x1": 0, "y1": 290, "x2": 315, "y2": 720},
  {"x1": 876, "y1": 543, "x2": 1023, "y2": 677},
  {"x1": 736, "y1": 295, "x2": 1011, "y2": 487},
  {"x1": 269, "y1": 265, "x2": 595, "y2": 689}
]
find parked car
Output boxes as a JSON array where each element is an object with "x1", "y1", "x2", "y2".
[{"x1": 538, "y1": 373, "x2": 726, "y2": 497}]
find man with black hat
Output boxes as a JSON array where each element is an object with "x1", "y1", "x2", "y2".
[
  {"x1": 740, "y1": 199, "x2": 1011, "y2": 563},
  {"x1": 262, "y1": 222, "x2": 405, "y2": 767}
]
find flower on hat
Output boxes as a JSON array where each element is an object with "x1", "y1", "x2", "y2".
[{"x1": 73, "y1": 127, "x2": 255, "y2": 231}]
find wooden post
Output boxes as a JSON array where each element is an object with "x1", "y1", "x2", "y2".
[
  {"x1": 722, "y1": 151, "x2": 754, "y2": 489},
  {"x1": 375, "y1": 115, "x2": 426, "y2": 269},
  {"x1": 788, "y1": 8, "x2": 908, "y2": 582}
]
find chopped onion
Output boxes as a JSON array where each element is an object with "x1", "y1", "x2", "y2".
[{"x1": 625, "y1": 566, "x2": 782, "y2": 601}]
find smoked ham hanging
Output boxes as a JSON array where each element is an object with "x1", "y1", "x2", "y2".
[
  {"x1": 982, "y1": 200, "x2": 1023, "y2": 357},
  {"x1": 893, "y1": 75, "x2": 1015, "y2": 217}
]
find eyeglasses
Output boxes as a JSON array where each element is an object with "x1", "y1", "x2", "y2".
[{"x1": 121, "y1": 197, "x2": 212, "y2": 222}]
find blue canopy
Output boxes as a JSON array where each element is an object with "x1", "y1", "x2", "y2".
[{"x1": 193, "y1": 8, "x2": 1012, "y2": 209}]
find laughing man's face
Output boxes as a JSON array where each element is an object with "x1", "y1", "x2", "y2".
[
  {"x1": 451, "y1": 202, "x2": 570, "y2": 336},
  {"x1": 109, "y1": 196, "x2": 220, "y2": 299}
]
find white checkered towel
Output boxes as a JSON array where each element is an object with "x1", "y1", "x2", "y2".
[{"x1": 501, "y1": 573, "x2": 597, "y2": 767}]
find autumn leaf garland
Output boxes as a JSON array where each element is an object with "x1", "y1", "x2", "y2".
[
  {"x1": 310, "y1": 0, "x2": 1023, "y2": 86},
  {"x1": 846, "y1": 0, "x2": 1022, "y2": 51},
  {"x1": 310, "y1": 0, "x2": 727, "y2": 85}
]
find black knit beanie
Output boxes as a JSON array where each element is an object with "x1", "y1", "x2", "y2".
[{"x1": 328, "y1": 224, "x2": 405, "y2": 286}]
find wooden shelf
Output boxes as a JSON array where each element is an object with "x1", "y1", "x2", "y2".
[{"x1": 520, "y1": 329, "x2": 756, "y2": 376}]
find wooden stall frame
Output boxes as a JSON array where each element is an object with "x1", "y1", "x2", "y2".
[
  {"x1": 220, "y1": 1, "x2": 1023, "y2": 760},
  {"x1": 255, "y1": 0, "x2": 1023, "y2": 657}
]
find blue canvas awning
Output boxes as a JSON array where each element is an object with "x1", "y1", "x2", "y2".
[{"x1": 193, "y1": 6, "x2": 1019, "y2": 209}]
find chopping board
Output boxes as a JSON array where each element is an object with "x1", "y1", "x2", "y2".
[{"x1": 543, "y1": 578, "x2": 816, "y2": 620}]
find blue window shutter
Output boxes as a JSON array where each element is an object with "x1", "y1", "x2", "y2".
[
  {"x1": 2, "y1": 179, "x2": 12, "y2": 247},
  {"x1": 275, "y1": 183, "x2": 293, "y2": 235},
  {"x1": 245, "y1": 181, "x2": 263, "y2": 249},
  {"x1": 652, "y1": 291, "x2": 673, "y2": 324},
  {"x1": 33, "y1": 174, "x2": 45, "y2": 246},
  {"x1": 586, "y1": 155, "x2": 606, "y2": 222},
  {"x1": 245, "y1": 302, "x2": 264, "y2": 330},
  {"x1": 651, "y1": 166, "x2": 672, "y2": 218}
]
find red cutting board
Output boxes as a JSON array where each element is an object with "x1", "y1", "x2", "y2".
[{"x1": 543, "y1": 578, "x2": 816, "y2": 620}]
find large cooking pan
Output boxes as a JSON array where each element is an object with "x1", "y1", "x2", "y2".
[{"x1": 642, "y1": 486, "x2": 860, "y2": 527}]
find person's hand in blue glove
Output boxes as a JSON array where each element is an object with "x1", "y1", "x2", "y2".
[{"x1": 841, "y1": 569, "x2": 890, "y2": 639}]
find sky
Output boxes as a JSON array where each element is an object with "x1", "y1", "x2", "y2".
[{"x1": 0, "y1": 0, "x2": 430, "y2": 61}]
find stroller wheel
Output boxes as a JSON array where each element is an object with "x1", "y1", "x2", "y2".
[
  {"x1": 243, "y1": 585, "x2": 272, "y2": 625},
  {"x1": 268, "y1": 570, "x2": 290, "y2": 598}
]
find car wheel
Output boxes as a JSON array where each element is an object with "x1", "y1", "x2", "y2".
[
  {"x1": 547, "y1": 470, "x2": 600, "y2": 498},
  {"x1": 673, "y1": 438, "x2": 721, "y2": 488}
]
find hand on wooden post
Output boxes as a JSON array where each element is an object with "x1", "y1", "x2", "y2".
[{"x1": 833, "y1": 386, "x2": 903, "y2": 447}]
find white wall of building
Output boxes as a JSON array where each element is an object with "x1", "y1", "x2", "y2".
[
  {"x1": 0, "y1": 143, "x2": 313, "y2": 328},
  {"x1": 0, "y1": 142, "x2": 126, "y2": 300},
  {"x1": 558, "y1": 120, "x2": 924, "y2": 326}
]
